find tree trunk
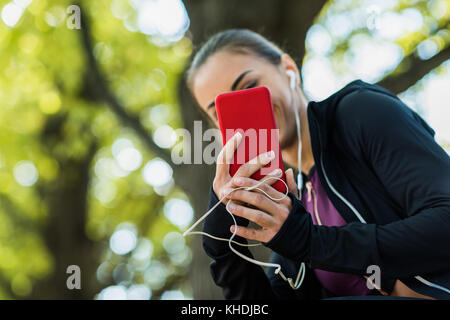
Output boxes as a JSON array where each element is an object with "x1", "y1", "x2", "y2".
[{"x1": 30, "y1": 116, "x2": 100, "y2": 299}]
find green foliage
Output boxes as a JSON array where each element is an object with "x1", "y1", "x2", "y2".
[{"x1": 0, "y1": 0, "x2": 192, "y2": 299}]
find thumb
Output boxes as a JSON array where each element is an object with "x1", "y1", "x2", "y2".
[{"x1": 285, "y1": 168, "x2": 298, "y2": 198}]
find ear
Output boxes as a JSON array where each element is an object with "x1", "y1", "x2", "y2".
[{"x1": 280, "y1": 54, "x2": 300, "y2": 87}]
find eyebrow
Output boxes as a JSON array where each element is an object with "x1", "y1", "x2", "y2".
[
  {"x1": 206, "y1": 69, "x2": 253, "y2": 111},
  {"x1": 231, "y1": 69, "x2": 252, "y2": 91}
]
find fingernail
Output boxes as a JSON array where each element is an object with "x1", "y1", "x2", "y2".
[
  {"x1": 234, "y1": 177, "x2": 244, "y2": 185},
  {"x1": 263, "y1": 150, "x2": 275, "y2": 161},
  {"x1": 269, "y1": 168, "x2": 282, "y2": 176},
  {"x1": 228, "y1": 202, "x2": 236, "y2": 211},
  {"x1": 230, "y1": 225, "x2": 235, "y2": 232}
]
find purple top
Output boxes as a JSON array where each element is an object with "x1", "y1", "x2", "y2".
[{"x1": 302, "y1": 166, "x2": 370, "y2": 296}]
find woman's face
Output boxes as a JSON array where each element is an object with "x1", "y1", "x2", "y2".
[{"x1": 191, "y1": 50, "x2": 299, "y2": 149}]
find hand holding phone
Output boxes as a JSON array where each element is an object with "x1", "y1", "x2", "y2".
[
  {"x1": 215, "y1": 86, "x2": 287, "y2": 194},
  {"x1": 212, "y1": 131, "x2": 283, "y2": 202}
]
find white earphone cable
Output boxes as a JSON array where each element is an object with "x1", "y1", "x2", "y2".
[
  {"x1": 294, "y1": 102, "x2": 303, "y2": 200},
  {"x1": 287, "y1": 70, "x2": 303, "y2": 199},
  {"x1": 183, "y1": 175, "x2": 306, "y2": 290}
]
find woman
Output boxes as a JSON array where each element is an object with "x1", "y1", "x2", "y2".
[{"x1": 185, "y1": 29, "x2": 450, "y2": 299}]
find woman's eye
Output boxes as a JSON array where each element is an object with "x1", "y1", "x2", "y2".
[{"x1": 244, "y1": 81, "x2": 257, "y2": 89}]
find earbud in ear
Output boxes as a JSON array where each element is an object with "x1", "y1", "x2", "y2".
[{"x1": 286, "y1": 70, "x2": 296, "y2": 91}]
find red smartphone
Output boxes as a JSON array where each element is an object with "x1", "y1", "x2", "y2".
[{"x1": 215, "y1": 86, "x2": 287, "y2": 193}]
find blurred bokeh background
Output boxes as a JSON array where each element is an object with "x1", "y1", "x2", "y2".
[{"x1": 0, "y1": 0, "x2": 448, "y2": 300}]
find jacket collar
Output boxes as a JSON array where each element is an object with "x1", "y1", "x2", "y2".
[
  {"x1": 305, "y1": 80, "x2": 377, "y2": 224},
  {"x1": 307, "y1": 79, "x2": 367, "y2": 151}
]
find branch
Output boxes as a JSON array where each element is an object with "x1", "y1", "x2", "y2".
[
  {"x1": 377, "y1": 45, "x2": 450, "y2": 94},
  {"x1": 277, "y1": 0, "x2": 328, "y2": 68},
  {"x1": 76, "y1": 3, "x2": 173, "y2": 166}
]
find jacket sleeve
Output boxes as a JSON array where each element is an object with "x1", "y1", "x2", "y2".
[
  {"x1": 202, "y1": 186, "x2": 321, "y2": 299},
  {"x1": 333, "y1": 89, "x2": 450, "y2": 278},
  {"x1": 265, "y1": 88, "x2": 450, "y2": 282},
  {"x1": 266, "y1": 250, "x2": 324, "y2": 300},
  {"x1": 202, "y1": 186, "x2": 277, "y2": 299}
]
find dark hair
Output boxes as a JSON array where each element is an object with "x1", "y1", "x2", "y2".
[{"x1": 186, "y1": 29, "x2": 284, "y2": 90}]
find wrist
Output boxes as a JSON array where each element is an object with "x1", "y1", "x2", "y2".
[{"x1": 264, "y1": 192, "x2": 313, "y2": 262}]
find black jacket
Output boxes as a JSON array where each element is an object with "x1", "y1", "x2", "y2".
[{"x1": 201, "y1": 80, "x2": 450, "y2": 299}]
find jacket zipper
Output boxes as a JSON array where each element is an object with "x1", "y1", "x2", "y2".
[
  {"x1": 306, "y1": 181, "x2": 322, "y2": 226},
  {"x1": 307, "y1": 165, "x2": 386, "y2": 294}
]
